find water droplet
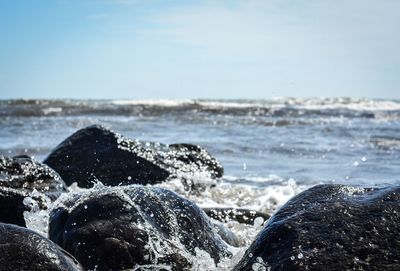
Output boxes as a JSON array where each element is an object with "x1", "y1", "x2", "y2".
[
  {"x1": 84, "y1": 205, "x2": 88, "y2": 210},
  {"x1": 353, "y1": 161, "x2": 359, "y2": 167},
  {"x1": 297, "y1": 253, "x2": 304, "y2": 259},
  {"x1": 290, "y1": 256, "x2": 295, "y2": 261},
  {"x1": 361, "y1": 157, "x2": 367, "y2": 162},
  {"x1": 253, "y1": 217, "x2": 264, "y2": 228}
]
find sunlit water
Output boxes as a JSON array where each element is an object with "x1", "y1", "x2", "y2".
[{"x1": 2, "y1": 98, "x2": 400, "y2": 270}]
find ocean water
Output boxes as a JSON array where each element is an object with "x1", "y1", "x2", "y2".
[{"x1": 2, "y1": 97, "x2": 400, "y2": 269}]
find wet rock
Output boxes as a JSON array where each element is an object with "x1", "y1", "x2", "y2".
[
  {"x1": 168, "y1": 143, "x2": 223, "y2": 178},
  {"x1": 0, "y1": 186, "x2": 50, "y2": 227},
  {"x1": 43, "y1": 125, "x2": 223, "y2": 188},
  {"x1": 234, "y1": 184, "x2": 400, "y2": 271},
  {"x1": 0, "y1": 188, "x2": 29, "y2": 227},
  {"x1": 0, "y1": 155, "x2": 68, "y2": 198},
  {"x1": 203, "y1": 207, "x2": 269, "y2": 225},
  {"x1": 0, "y1": 222, "x2": 82, "y2": 271},
  {"x1": 49, "y1": 185, "x2": 231, "y2": 270}
]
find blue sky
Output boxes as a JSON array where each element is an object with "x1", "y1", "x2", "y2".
[{"x1": 0, "y1": 0, "x2": 399, "y2": 99}]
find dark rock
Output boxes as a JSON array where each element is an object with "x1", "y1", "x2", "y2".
[
  {"x1": 168, "y1": 143, "x2": 223, "y2": 178},
  {"x1": 0, "y1": 186, "x2": 50, "y2": 227},
  {"x1": 234, "y1": 184, "x2": 400, "y2": 271},
  {"x1": 0, "y1": 155, "x2": 68, "y2": 198},
  {"x1": 43, "y1": 125, "x2": 223, "y2": 188},
  {"x1": 49, "y1": 185, "x2": 231, "y2": 270},
  {"x1": 0, "y1": 155, "x2": 59, "y2": 227},
  {"x1": 0, "y1": 222, "x2": 82, "y2": 271},
  {"x1": 203, "y1": 207, "x2": 270, "y2": 225},
  {"x1": 0, "y1": 155, "x2": 66, "y2": 227},
  {"x1": 0, "y1": 188, "x2": 29, "y2": 227}
]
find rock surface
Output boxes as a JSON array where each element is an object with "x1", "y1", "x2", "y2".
[
  {"x1": 0, "y1": 188, "x2": 29, "y2": 227},
  {"x1": 43, "y1": 125, "x2": 223, "y2": 188},
  {"x1": 0, "y1": 155, "x2": 68, "y2": 198},
  {"x1": 49, "y1": 185, "x2": 231, "y2": 270},
  {"x1": 0, "y1": 223, "x2": 82, "y2": 271},
  {"x1": 233, "y1": 184, "x2": 400, "y2": 271}
]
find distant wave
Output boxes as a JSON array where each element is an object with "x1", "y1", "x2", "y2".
[
  {"x1": 113, "y1": 97, "x2": 400, "y2": 111},
  {"x1": 1, "y1": 98, "x2": 400, "y2": 119}
]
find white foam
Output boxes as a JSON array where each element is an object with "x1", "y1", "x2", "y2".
[
  {"x1": 42, "y1": 107, "x2": 62, "y2": 115},
  {"x1": 111, "y1": 99, "x2": 192, "y2": 106},
  {"x1": 111, "y1": 98, "x2": 400, "y2": 112},
  {"x1": 195, "y1": 100, "x2": 264, "y2": 109},
  {"x1": 269, "y1": 97, "x2": 400, "y2": 111},
  {"x1": 23, "y1": 189, "x2": 51, "y2": 237},
  {"x1": 160, "y1": 177, "x2": 303, "y2": 214}
]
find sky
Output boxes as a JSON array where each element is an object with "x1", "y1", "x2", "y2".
[{"x1": 0, "y1": 0, "x2": 399, "y2": 100}]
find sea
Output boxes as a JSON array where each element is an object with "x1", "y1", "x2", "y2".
[{"x1": 1, "y1": 97, "x2": 400, "y2": 269}]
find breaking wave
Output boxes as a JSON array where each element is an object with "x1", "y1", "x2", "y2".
[{"x1": 2, "y1": 98, "x2": 400, "y2": 120}]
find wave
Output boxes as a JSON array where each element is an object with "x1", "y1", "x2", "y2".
[{"x1": 1, "y1": 98, "x2": 400, "y2": 119}]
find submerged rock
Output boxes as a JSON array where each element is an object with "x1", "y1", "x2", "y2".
[
  {"x1": 0, "y1": 223, "x2": 82, "y2": 271},
  {"x1": 0, "y1": 155, "x2": 68, "y2": 198},
  {"x1": 43, "y1": 125, "x2": 223, "y2": 188},
  {"x1": 234, "y1": 184, "x2": 400, "y2": 271},
  {"x1": 49, "y1": 185, "x2": 231, "y2": 270}
]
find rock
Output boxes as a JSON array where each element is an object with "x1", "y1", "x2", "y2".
[
  {"x1": 0, "y1": 188, "x2": 29, "y2": 227},
  {"x1": 0, "y1": 155, "x2": 68, "y2": 198},
  {"x1": 233, "y1": 184, "x2": 400, "y2": 271},
  {"x1": 0, "y1": 222, "x2": 82, "y2": 271},
  {"x1": 49, "y1": 185, "x2": 231, "y2": 270},
  {"x1": 0, "y1": 186, "x2": 51, "y2": 228},
  {"x1": 203, "y1": 207, "x2": 270, "y2": 225},
  {"x1": 0, "y1": 155, "x2": 66, "y2": 228},
  {"x1": 168, "y1": 143, "x2": 223, "y2": 178},
  {"x1": 43, "y1": 125, "x2": 223, "y2": 188}
]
